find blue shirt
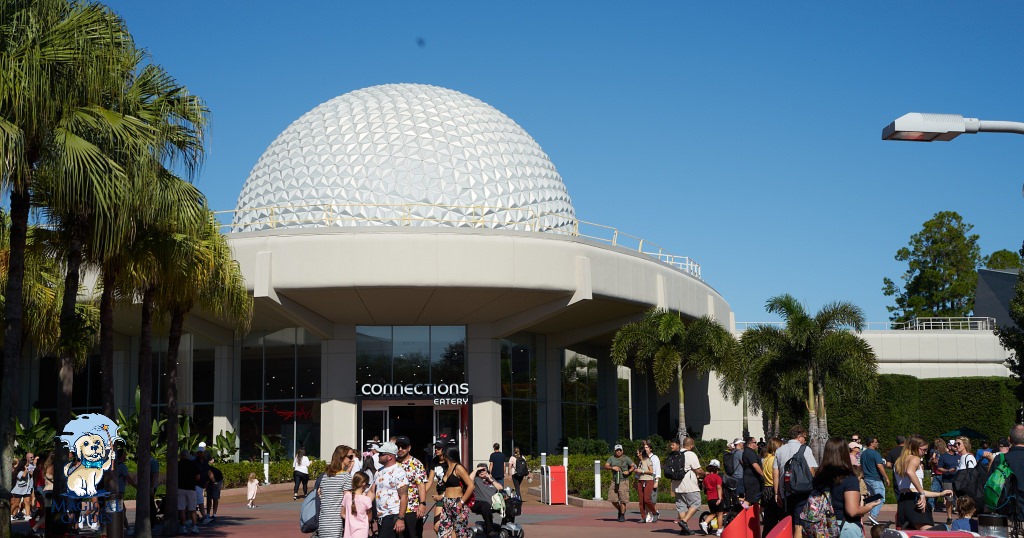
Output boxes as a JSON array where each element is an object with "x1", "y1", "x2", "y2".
[
  {"x1": 976, "y1": 449, "x2": 991, "y2": 469},
  {"x1": 860, "y1": 448, "x2": 883, "y2": 481},
  {"x1": 938, "y1": 453, "x2": 960, "y2": 478}
]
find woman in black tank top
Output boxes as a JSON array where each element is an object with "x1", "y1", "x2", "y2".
[{"x1": 431, "y1": 447, "x2": 475, "y2": 538}]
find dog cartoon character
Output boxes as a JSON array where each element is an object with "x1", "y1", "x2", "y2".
[{"x1": 58, "y1": 414, "x2": 122, "y2": 498}]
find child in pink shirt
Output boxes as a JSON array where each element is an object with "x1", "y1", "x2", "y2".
[{"x1": 343, "y1": 473, "x2": 373, "y2": 538}]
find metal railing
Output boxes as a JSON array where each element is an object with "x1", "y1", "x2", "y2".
[
  {"x1": 215, "y1": 203, "x2": 702, "y2": 280},
  {"x1": 734, "y1": 317, "x2": 997, "y2": 332}
]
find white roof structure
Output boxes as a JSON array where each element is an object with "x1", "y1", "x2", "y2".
[{"x1": 233, "y1": 83, "x2": 576, "y2": 233}]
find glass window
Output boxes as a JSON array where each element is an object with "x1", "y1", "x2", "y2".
[
  {"x1": 192, "y1": 336, "x2": 216, "y2": 404},
  {"x1": 240, "y1": 332, "x2": 264, "y2": 401},
  {"x1": 392, "y1": 326, "x2": 429, "y2": 385},
  {"x1": 430, "y1": 326, "x2": 465, "y2": 384},
  {"x1": 295, "y1": 400, "x2": 320, "y2": 459},
  {"x1": 296, "y1": 329, "x2": 321, "y2": 400},
  {"x1": 562, "y1": 352, "x2": 598, "y2": 439},
  {"x1": 264, "y1": 328, "x2": 296, "y2": 401},
  {"x1": 357, "y1": 326, "x2": 392, "y2": 385}
]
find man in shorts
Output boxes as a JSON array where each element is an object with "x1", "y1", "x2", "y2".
[
  {"x1": 177, "y1": 449, "x2": 199, "y2": 535},
  {"x1": 205, "y1": 458, "x2": 223, "y2": 523},
  {"x1": 673, "y1": 437, "x2": 704, "y2": 535},
  {"x1": 603, "y1": 444, "x2": 635, "y2": 522}
]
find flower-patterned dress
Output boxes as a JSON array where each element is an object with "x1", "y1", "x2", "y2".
[{"x1": 438, "y1": 463, "x2": 471, "y2": 538}]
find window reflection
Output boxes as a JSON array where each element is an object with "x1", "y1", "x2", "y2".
[{"x1": 356, "y1": 326, "x2": 465, "y2": 385}]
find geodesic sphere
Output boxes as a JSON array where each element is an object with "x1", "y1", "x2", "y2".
[{"x1": 232, "y1": 83, "x2": 575, "y2": 233}]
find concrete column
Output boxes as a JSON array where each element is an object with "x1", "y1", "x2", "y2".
[
  {"x1": 321, "y1": 325, "x2": 357, "y2": 458},
  {"x1": 596, "y1": 349, "x2": 619, "y2": 445},
  {"x1": 212, "y1": 343, "x2": 237, "y2": 459},
  {"x1": 539, "y1": 343, "x2": 563, "y2": 453},
  {"x1": 467, "y1": 325, "x2": 500, "y2": 468}
]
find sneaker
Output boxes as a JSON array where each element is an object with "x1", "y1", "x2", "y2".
[
  {"x1": 617, "y1": 513, "x2": 625, "y2": 522},
  {"x1": 654, "y1": 512, "x2": 660, "y2": 522},
  {"x1": 699, "y1": 522, "x2": 709, "y2": 534},
  {"x1": 201, "y1": 517, "x2": 212, "y2": 525},
  {"x1": 645, "y1": 514, "x2": 653, "y2": 523},
  {"x1": 209, "y1": 515, "x2": 216, "y2": 523},
  {"x1": 867, "y1": 515, "x2": 880, "y2": 526},
  {"x1": 678, "y1": 521, "x2": 691, "y2": 535},
  {"x1": 180, "y1": 525, "x2": 190, "y2": 535},
  {"x1": 189, "y1": 524, "x2": 200, "y2": 535}
]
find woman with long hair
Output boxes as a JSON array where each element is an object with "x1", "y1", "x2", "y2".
[
  {"x1": 319, "y1": 445, "x2": 356, "y2": 538},
  {"x1": 894, "y1": 434, "x2": 952, "y2": 530},
  {"x1": 294, "y1": 447, "x2": 311, "y2": 499},
  {"x1": 11, "y1": 457, "x2": 31, "y2": 520},
  {"x1": 507, "y1": 446, "x2": 526, "y2": 497},
  {"x1": 761, "y1": 438, "x2": 785, "y2": 535},
  {"x1": 431, "y1": 446, "x2": 475, "y2": 538},
  {"x1": 809, "y1": 437, "x2": 882, "y2": 538},
  {"x1": 635, "y1": 441, "x2": 657, "y2": 523}
]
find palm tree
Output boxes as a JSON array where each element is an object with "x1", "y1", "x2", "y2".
[
  {"x1": 158, "y1": 210, "x2": 251, "y2": 537},
  {"x1": 716, "y1": 332, "x2": 756, "y2": 439},
  {"x1": 611, "y1": 308, "x2": 733, "y2": 442},
  {"x1": 742, "y1": 294, "x2": 877, "y2": 459},
  {"x1": 0, "y1": 1, "x2": 129, "y2": 525}
]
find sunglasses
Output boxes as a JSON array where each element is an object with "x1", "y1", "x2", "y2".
[{"x1": 345, "y1": 454, "x2": 356, "y2": 460}]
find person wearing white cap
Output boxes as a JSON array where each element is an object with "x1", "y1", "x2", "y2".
[
  {"x1": 374, "y1": 442, "x2": 410, "y2": 538},
  {"x1": 603, "y1": 444, "x2": 635, "y2": 522}
]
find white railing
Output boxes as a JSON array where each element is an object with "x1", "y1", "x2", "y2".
[
  {"x1": 734, "y1": 317, "x2": 997, "y2": 332},
  {"x1": 214, "y1": 203, "x2": 703, "y2": 280}
]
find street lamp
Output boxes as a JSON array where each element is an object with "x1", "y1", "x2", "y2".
[{"x1": 882, "y1": 112, "x2": 1024, "y2": 142}]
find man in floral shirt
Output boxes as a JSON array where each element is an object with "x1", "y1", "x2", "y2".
[
  {"x1": 374, "y1": 442, "x2": 409, "y2": 538},
  {"x1": 395, "y1": 436, "x2": 429, "y2": 538}
]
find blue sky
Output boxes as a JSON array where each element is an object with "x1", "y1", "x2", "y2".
[{"x1": 106, "y1": 1, "x2": 1024, "y2": 324}]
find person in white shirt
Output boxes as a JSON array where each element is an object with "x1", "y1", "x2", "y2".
[
  {"x1": 293, "y1": 447, "x2": 311, "y2": 499},
  {"x1": 649, "y1": 444, "x2": 662, "y2": 522}
]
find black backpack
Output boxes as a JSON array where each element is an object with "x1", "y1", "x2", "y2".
[
  {"x1": 783, "y1": 444, "x2": 814, "y2": 495},
  {"x1": 722, "y1": 449, "x2": 736, "y2": 475},
  {"x1": 665, "y1": 451, "x2": 687, "y2": 481},
  {"x1": 953, "y1": 457, "x2": 989, "y2": 510},
  {"x1": 514, "y1": 456, "x2": 528, "y2": 478}
]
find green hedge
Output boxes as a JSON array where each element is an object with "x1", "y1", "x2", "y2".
[
  {"x1": 823, "y1": 375, "x2": 1018, "y2": 449},
  {"x1": 121, "y1": 458, "x2": 329, "y2": 500}
]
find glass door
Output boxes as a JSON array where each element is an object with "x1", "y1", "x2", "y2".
[
  {"x1": 434, "y1": 409, "x2": 460, "y2": 448},
  {"x1": 362, "y1": 409, "x2": 387, "y2": 452}
]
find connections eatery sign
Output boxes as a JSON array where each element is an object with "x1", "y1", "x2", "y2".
[{"x1": 359, "y1": 382, "x2": 471, "y2": 404}]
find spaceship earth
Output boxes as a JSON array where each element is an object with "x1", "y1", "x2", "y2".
[{"x1": 232, "y1": 84, "x2": 576, "y2": 233}]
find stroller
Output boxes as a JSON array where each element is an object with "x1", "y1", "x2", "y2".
[{"x1": 471, "y1": 487, "x2": 524, "y2": 538}]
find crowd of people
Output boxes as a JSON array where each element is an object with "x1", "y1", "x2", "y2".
[
  {"x1": 312, "y1": 437, "x2": 526, "y2": 538},
  {"x1": 603, "y1": 424, "x2": 1024, "y2": 538}
]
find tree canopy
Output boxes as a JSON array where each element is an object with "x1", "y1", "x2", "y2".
[
  {"x1": 995, "y1": 243, "x2": 1024, "y2": 403},
  {"x1": 984, "y1": 249, "x2": 1023, "y2": 271},
  {"x1": 883, "y1": 210, "x2": 981, "y2": 323}
]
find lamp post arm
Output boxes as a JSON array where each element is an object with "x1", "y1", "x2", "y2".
[{"x1": 977, "y1": 120, "x2": 1024, "y2": 135}]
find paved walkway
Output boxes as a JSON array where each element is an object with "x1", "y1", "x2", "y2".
[{"x1": 11, "y1": 483, "x2": 907, "y2": 538}]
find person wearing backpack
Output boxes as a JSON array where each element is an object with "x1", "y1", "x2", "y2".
[
  {"x1": 669, "y1": 437, "x2": 705, "y2": 535},
  {"x1": 894, "y1": 434, "x2": 953, "y2": 531},
  {"x1": 773, "y1": 425, "x2": 818, "y2": 538},
  {"x1": 803, "y1": 437, "x2": 883, "y2": 538},
  {"x1": 997, "y1": 425, "x2": 1024, "y2": 521}
]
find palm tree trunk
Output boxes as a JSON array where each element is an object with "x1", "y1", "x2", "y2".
[
  {"x1": 162, "y1": 308, "x2": 184, "y2": 537},
  {"x1": 135, "y1": 287, "x2": 155, "y2": 538},
  {"x1": 773, "y1": 408, "x2": 780, "y2": 440},
  {"x1": 100, "y1": 270, "x2": 117, "y2": 417},
  {"x1": 806, "y1": 366, "x2": 820, "y2": 461},
  {"x1": 816, "y1": 380, "x2": 829, "y2": 450},
  {"x1": 676, "y1": 363, "x2": 687, "y2": 441},
  {"x1": 741, "y1": 391, "x2": 750, "y2": 440},
  {"x1": 1, "y1": 189, "x2": 30, "y2": 538}
]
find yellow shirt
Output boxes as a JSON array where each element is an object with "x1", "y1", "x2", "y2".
[{"x1": 762, "y1": 454, "x2": 775, "y2": 488}]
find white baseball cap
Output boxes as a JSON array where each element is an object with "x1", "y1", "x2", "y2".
[
  {"x1": 709, "y1": 459, "x2": 721, "y2": 468},
  {"x1": 197, "y1": 442, "x2": 207, "y2": 452},
  {"x1": 733, "y1": 438, "x2": 745, "y2": 446}
]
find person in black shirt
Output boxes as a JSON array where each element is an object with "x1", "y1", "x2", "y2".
[
  {"x1": 885, "y1": 435, "x2": 906, "y2": 485},
  {"x1": 488, "y1": 444, "x2": 505, "y2": 483},
  {"x1": 177, "y1": 450, "x2": 200, "y2": 535},
  {"x1": 1002, "y1": 425, "x2": 1024, "y2": 522},
  {"x1": 813, "y1": 437, "x2": 882, "y2": 536},
  {"x1": 741, "y1": 438, "x2": 764, "y2": 504}
]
